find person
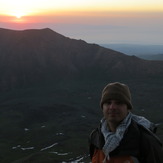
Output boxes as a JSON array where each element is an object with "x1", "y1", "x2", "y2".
[{"x1": 89, "y1": 82, "x2": 163, "y2": 163}]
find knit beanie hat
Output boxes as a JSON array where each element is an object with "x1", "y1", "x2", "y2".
[{"x1": 100, "y1": 82, "x2": 132, "y2": 109}]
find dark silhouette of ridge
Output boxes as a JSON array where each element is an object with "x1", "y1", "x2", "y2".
[{"x1": 0, "y1": 28, "x2": 163, "y2": 90}]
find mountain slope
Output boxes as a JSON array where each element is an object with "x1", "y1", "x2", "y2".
[
  {"x1": 0, "y1": 28, "x2": 163, "y2": 91},
  {"x1": 0, "y1": 28, "x2": 163, "y2": 162},
  {"x1": 137, "y1": 54, "x2": 163, "y2": 60}
]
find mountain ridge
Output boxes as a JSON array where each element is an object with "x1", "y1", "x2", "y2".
[
  {"x1": 1, "y1": 28, "x2": 163, "y2": 91},
  {"x1": 101, "y1": 43, "x2": 163, "y2": 56}
]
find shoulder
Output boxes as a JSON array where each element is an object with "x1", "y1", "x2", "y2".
[
  {"x1": 89, "y1": 126, "x2": 104, "y2": 148},
  {"x1": 124, "y1": 120, "x2": 162, "y2": 149},
  {"x1": 136, "y1": 122, "x2": 162, "y2": 146},
  {"x1": 129, "y1": 119, "x2": 162, "y2": 145},
  {"x1": 135, "y1": 122, "x2": 163, "y2": 162},
  {"x1": 89, "y1": 126, "x2": 104, "y2": 159},
  {"x1": 89, "y1": 128, "x2": 99, "y2": 139}
]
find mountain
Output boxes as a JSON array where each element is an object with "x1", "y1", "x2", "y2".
[
  {"x1": 0, "y1": 28, "x2": 163, "y2": 162},
  {"x1": 137, "y1": 53, "x2": 163, "y2": 60},
  {"x1": 0, "y1": 28, "x2": 163, "y2": 91},
  {"x1": 101, "y1": 44, "x2": 163, "y2": 57}
]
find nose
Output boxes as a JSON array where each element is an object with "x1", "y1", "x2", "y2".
[{"x1": 109, "y1": 102, "x2": 117, "y2": 109}]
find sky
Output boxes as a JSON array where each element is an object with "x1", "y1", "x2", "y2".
[{"x1": 0, "y1": 0, "x2": 163, "y2": 45}]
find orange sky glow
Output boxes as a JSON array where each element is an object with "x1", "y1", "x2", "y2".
[{"x1": 0, "y1": 0, "x2": 163, "y2": 44}]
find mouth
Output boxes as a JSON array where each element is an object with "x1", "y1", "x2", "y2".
[{"x1": 108, "y1": 112, "x2": 119, "y2": 116}]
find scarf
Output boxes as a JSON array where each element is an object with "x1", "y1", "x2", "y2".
[{"x1": 101, "y1": 112, "x2": 155, "y2": 162}]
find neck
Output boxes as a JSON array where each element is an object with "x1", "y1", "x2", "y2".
[{"x1": 107, "y1": 121, "x2": 120, "y2": 132}]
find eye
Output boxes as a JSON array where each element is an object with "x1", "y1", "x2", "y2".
[
  {"x1": 115, "y1": 101, "x2": 123, "y2": 105},
  {"x1": 104, "y1": 101, "x2": 112, "y2": 105}
]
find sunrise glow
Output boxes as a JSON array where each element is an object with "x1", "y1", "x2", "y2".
[
  {"x1": 0, "y1": 0, "x2": 163, "y2": 44},
  {"x1": 10, "y1": 11, "x2": 25, "y2": 19},
  {"x1": 1, "y1": 0, "x2": 163, "y2": 17}
]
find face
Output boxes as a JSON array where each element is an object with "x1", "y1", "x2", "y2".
[{"x1": 102, "y1": 100, "x2": 129, "y2": 126}]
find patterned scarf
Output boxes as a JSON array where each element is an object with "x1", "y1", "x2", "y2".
[{"x1": 101, "y1": 112, "x2": 155, "y2": 162}]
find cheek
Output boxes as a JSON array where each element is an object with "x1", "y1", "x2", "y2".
[
  {"x1": 102, "y1": 107, "x2": 108, "y2": 114},
  {"x1": 120, "y1": 109, "x2": 129, "y2": 118}
]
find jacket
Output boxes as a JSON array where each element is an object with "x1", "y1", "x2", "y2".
[{"x1": 89, "y1": 120, "x2": 163, "y2": 163}]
